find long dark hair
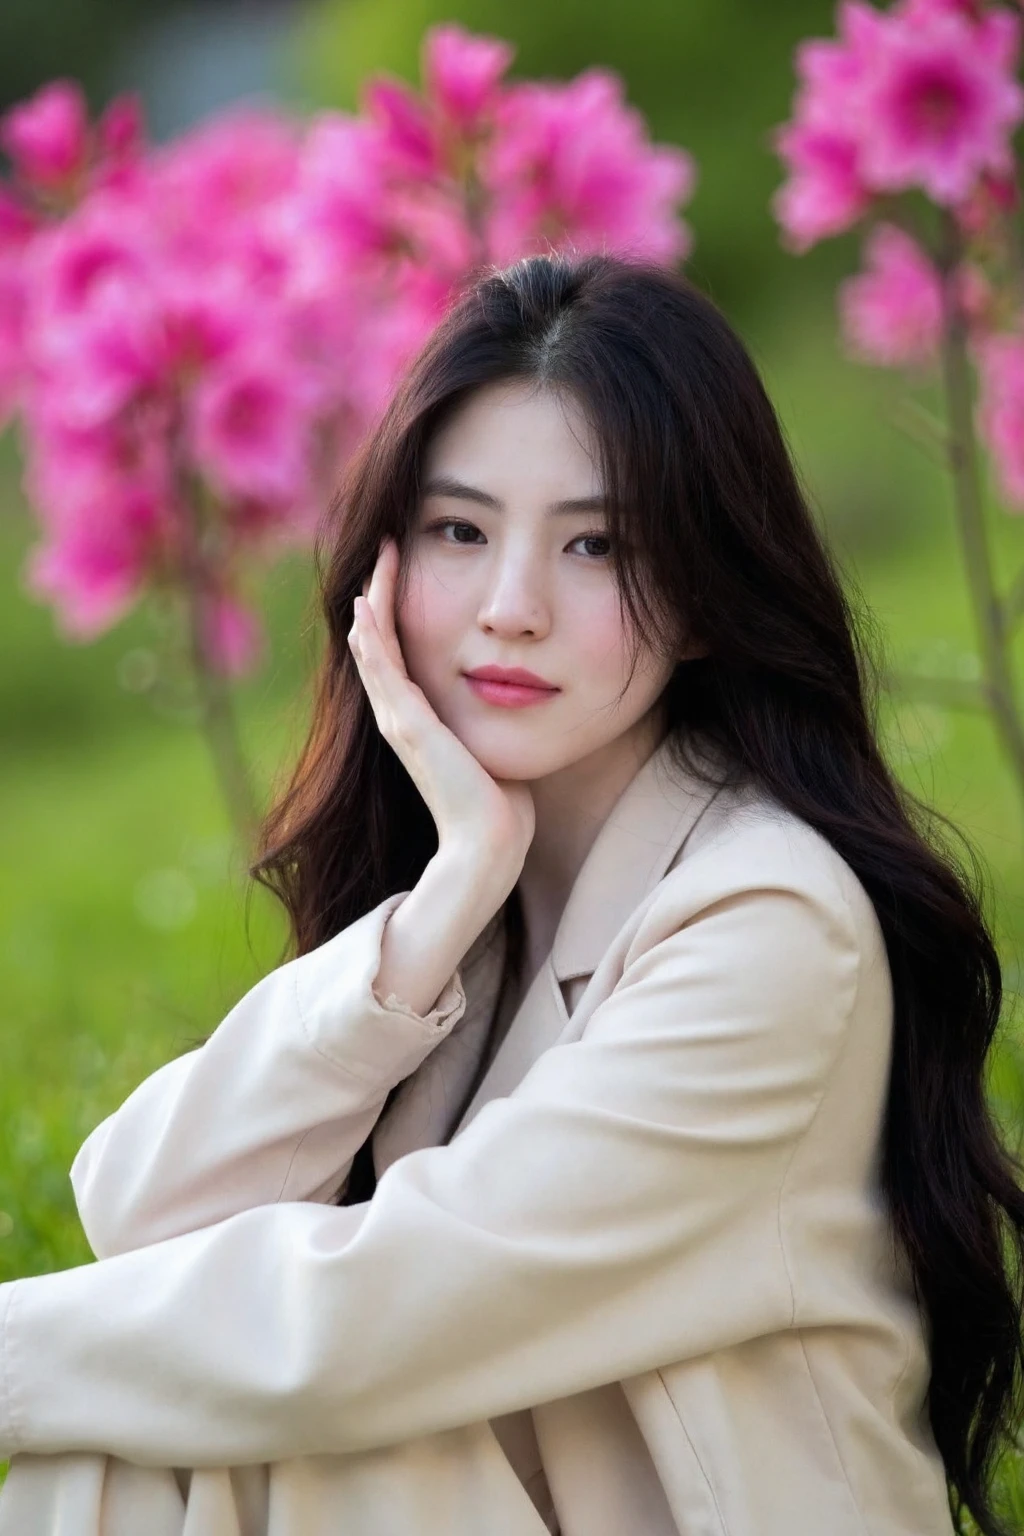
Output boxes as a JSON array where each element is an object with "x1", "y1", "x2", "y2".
[{"x1": 247, "y1": 250, "x2": 1023, "y2": 1534}]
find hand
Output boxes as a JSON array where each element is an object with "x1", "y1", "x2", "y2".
[{"x1": 347, "y1": 537, "x2": 536, "y2": 879}]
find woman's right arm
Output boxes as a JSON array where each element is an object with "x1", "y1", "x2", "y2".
[
  {"x1": 72, "y1": 529, "x2": 534, "y2": 1263},
  {"x1": 70, "y1": 846, "x2": 513, "y2": 1261}
]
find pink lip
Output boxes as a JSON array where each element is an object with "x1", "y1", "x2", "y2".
[
  {"x1": 464, "y1": 674, "x2": 560, "y2": 709},
  {"x1": 465, "y1": 665, "x2": 557, "y2": 689}
]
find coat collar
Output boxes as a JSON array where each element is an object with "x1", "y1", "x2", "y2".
[
  {"x1": 444, "y1": 727, "x2": 735, "y2": 1136},
  {"x1": 373, "y1": 726, "x2": 735, "y2": 1167},
  {"x1": 549, "y1": 726, "x2": 732, "y2": 983}
]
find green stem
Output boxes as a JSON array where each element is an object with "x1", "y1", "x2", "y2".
[
  {"x1": 1005, "y1": 563, "x2": 1024, "y2": 634},
  {"x1": 182, "y1": 574, "x2": 261, "y2": 854},
  {"x1": 937, "y1": 211, "x2": 1024, "y2": 804},
  {"x1": 173, "y1": 464, "x2": 260, "y2": 854}
]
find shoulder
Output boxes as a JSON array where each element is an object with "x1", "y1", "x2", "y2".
[{"x1": 626, "y1": 780, "x2": 881, "y2": 1005}]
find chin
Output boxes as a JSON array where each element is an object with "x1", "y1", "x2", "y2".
[
  {"x1": 455, "y1": 727, "x2": 568, "y2": 783},
  {"x1": 469, "y1": 737, "x2": 589, "y2": 786}
]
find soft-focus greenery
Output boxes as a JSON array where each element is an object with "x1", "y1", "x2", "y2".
[
  {"x1": 1, "y1": 296, "x2": 1023, "y2": 1515},
  {"x1": 0, "y1": 0, "x2": 181, "y2": 117},
  {"x1": 2, "y1": 293, "x2": 1023, "y2": 1249},
  {"x1": 1, "y1": 0, "x2": 1023, "y2": 1512},
  {"x1": 3, "y1": 300, "x2": 1024, "y2": 1508}
]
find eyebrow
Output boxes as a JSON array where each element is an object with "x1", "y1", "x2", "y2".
[{"x1": 420, "y1": 473, "x2": 606, "y2": 517}]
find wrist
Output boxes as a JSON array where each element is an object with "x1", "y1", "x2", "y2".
[{"x1": 431, "y1": 841, "x2": 521, "y2": 908}]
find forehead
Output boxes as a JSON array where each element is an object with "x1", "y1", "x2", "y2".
[{"x1": 423, "y1": 380, "x2": 602, "y2": 493}]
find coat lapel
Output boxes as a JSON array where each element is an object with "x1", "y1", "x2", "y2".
[{"x1": 373, "y1": 729, "x2": 730, "y2": 1173}]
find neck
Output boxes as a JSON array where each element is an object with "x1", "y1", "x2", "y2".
[{"x1": 515, "y1": 709, "x2": 668, "y2": 966}]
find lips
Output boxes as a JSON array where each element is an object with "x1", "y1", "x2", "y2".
[
  {"x1": 463, "y1": 669, "x2": 561, "y2": 710},
  {"x1": 463, "y1": 666, "x2": 558, "y2": 690}
]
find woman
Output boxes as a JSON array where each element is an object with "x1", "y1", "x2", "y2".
[{"x1": 0, "y1": 251, "x2": 1021, "y2": 1536}]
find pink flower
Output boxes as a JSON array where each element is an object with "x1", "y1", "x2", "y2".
[
  {"x1": 187, "y1": 353, "x2": 314, "y2": 506},
  {"x1": 200, "y1": 590, "x2": 265, "y2": 677},
  {"x1": 2, "y1": 40, "x2": 699, "y2": 669},
  {"x1": 343, "y1": 262, "x2": 455, "y2": 429},
  {"x1": 21, "y1": 407, "x2": 175, "y2": 537},
  {"x1": 773, "y1": 0, "x2": 1024, "y2": 247},
  {"x1": 771, "y1": 124, "x2": 872, "y2": 251},
  {"x1": 297, "y1": 113, "x2": 401, "y2": 267},
  {"x1": 771, "y1": 6, "x2": 883, "y2": 248},
  {"x1": 151, "y1": 107, "x2": 300, "y2": 274},
  {"x1": 0, "y1": 80, "x2": 89, "y2": 189},
  {"x1": 27, "y1": 195, "x2": 150, "y2": 325},
  {"x1": 955, "y1": 166, "x2": 1019, "y2": 235},
  {"x1": 96, "y1": 94, "x2": 144, "y2": 164},
  {"x1": 858, "y1": 2, "x2": 1024, "y2": 205},
  {"x1": 22, "y1": 479, "x2": 167, "y2": 637},
  {"x1": 976, "y1": 328, "x2": 1024, "y2": 508},
  {"x1": 89, "y1": 94, "x2": 148, "y2": 198},
  {"x1": 839, "y1": 221, "x2": 993, "y2": 365},
  {"x1": 0, "y1": 256, "x2": 26, "y2": 427},
  {"x1": 839, "y1": 223, "x2": 945, "y2": 364},
  {"x1": 20, "y1": 194, "x2": 167, "y2": 425},
  {"x1": 157, "y1": 271, "x2": 250, "y2": 381},
  {"x1": 0, "y1": 193, "x2": 33, "y2": 425},
  {"x1": 423, "y1": 22, "x2": 516, "y2": 133},
  {"x1": 483, "y1": 69, "x2": 696, "y2": 266},
  {"x1": 792, "y1": 7, "x2": 888, "y2": 136},
  {"x1": 361, "y1": 79, "x2": 440, "y2": 177},
  {"x1": 0, "y1": 187, "x2": 38, "y2": 248}
]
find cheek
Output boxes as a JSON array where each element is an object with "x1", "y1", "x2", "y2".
[
  {"x1": 394, "y1": 560, "x2": 458, "y2": 677},
  {"x1": 571, "y1": 589, "x2": 671, "y2": 700},
  {"x1": 570, "y1": 589, "x2": 635, "y2": 674}
]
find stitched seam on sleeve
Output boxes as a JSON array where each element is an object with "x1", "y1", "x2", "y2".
[
  {"x1": 775, "y1": 869, "x2": 868, "y2": 1533},
  {"x1": 290, "y1": 962, "x2": 383, "y2": 1084},
  {"x1": 653, "y1": 1368, "x2": 729, "y2": 1536},
  {"x1": 797, "y1": 1336, "x2": 872, "y2": 1536},
  {"x1": 273, "y1": 1125, "x2": 316, "y2": 1204},
  {"x1": 290, "y1": 958, "x2": 463, "y2": 1085},
  {"x1": 775, "y1": 872, "x2": 863, "y2": 1330},
  {"x1": 0, "y1": 1282, "x2": 23, "y2": 1454}
]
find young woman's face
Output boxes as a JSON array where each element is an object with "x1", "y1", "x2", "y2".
[{"x1": 396, "y1": 379, "x2": 693, "y2": 782}]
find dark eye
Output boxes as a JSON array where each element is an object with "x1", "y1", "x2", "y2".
[
  {"x1": 433, "y1": 519, "x2": 484, "y2": 544},
  {"x1": 572, "y1": 533, "x2": 613, "y2": 560},
  {"x1": 426, "y1": 519, "x2": 612, "y2": 560}
]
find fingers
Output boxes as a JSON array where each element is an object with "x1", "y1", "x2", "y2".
[
  {"x1": 362, "y1": 538, "x2": 408, "y2": 679},
  {"x1": 348, "y1": 541, "x2": 421, "y2": 748},
  {"x1": 348, "y1": 597, "x2": 395, "y2": 737},
  {"x1": 348, "y1": 595, "x2": 431, "y2": 769}
]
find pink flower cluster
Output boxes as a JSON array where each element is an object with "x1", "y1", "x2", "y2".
[
  {"x1": 773, "y1": 0, "x2": 1024, "y2": 511},
  {"x1": 773, "y1": 0, "x2": 1023, "y2": 250},
  {"x1": 837, "y1": 221, "x2": 991, "y2": 366},
  {"x1": 0, "y1": 26, "x2": 697, "y2": 671}
]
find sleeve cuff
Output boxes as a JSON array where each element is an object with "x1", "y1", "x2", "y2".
[
  {"x1": 0, "y1": 1280, "x2": 22, "y2": 1458},
  {"x1": 290, "y1": 892, "x2": 469, "y2": 1085}
]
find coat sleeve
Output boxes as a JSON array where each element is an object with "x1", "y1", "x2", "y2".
[
  {"x1": 0, "y1": 859, "x2": 863, "y2": 1470},
  {"x1": 69, "y1": 893, "x2": 468, "y2": 1259}
]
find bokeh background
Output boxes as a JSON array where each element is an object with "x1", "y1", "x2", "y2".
[{"x1": 1, "y1": 0, "x2": 1023, "y2": 1503}]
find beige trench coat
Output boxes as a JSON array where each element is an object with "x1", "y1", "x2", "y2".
[{"x1": 0, "y1": 731, "x2": 955, "y2": 1534}]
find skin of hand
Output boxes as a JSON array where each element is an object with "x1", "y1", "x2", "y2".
[{"x1": 348, "y1": 535, "x2": 537, "y2": 880}]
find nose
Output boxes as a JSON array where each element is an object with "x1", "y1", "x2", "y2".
[{"x1": 475, "y1": 544, "x2": 552, "y2": 640}]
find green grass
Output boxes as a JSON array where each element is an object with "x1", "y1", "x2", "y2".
[{"x1": 0, "y1": 314, "x2": 1022, "y2": 1512}]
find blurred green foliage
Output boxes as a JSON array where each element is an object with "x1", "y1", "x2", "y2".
[
  {"x1": 0, "y1": 0, "x2": 182, "y2": 117},
  {"x1": 1, "y1": 0, "x2": 1023, "y2": 1511},
  {"x1": 3, "y1": 303, "x2": 1024, "y2": 1501},
  {"x1": 2, "y1": 302, "x2": 1023, "y2": 1283}
]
